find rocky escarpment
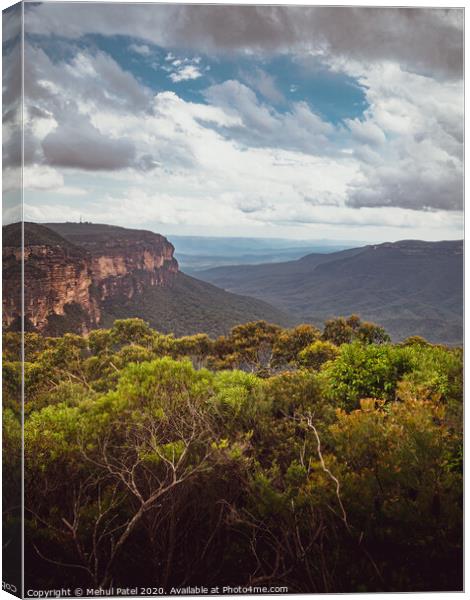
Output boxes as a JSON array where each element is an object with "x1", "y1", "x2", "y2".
[
  {"x1": 2, "y1": 222, "x2": 178, "y2": 334},
  {"x1": 53, "y1": 224, "x2": 178, "y2": 302}
]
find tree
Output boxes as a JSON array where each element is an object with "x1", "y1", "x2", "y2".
[
  {"x1": 324, "y1": 342, "x2": 413, "y2": 409},
  {"x1": 356, "y1": 321, "x2": 391, "y2": 344},
  {"x1": 174, "y1": 334, "x2": 213, "y2": 368},
  {"x1": 298, "y1": 340, "x2": 340, "y2": 370},
  {"x1": 110, "y1": 318, "x2": 155, "y2": 347},
  {"x1": 16, "y1": 315, "x2": 462, "y2": 593},
  {"x1": 224, "y1": 321, "x2": 282, "y2": 372},
  {"x1": 322, "y1": 317, "x2": 354, "y2": 345},
  {"x1": 322, "y1": 315, "x2": 390, "y2": 346},
  {"x1": 24, "y1": 358, "x2": 247, "y2": 588},
  {"x1": 401, "y1": 335, "x2": 430, "y2": 347},
  {"x1": 329, "y1": 395, "x2": 463, "y2": 590},
  {"x1": 272, "y1": 324, "x2": 321, "y2": 368}
]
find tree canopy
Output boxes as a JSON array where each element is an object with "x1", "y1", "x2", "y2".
[{"x1": 3, "y1": 316, "x2": 462, "y2": 593}]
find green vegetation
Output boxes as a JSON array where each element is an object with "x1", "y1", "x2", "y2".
[
  {"x1": 100, "y1": 272, "x2": 291, "y2": 337},
  {"x1": 3, "y1": 315, "x2": 462, "y2": 592}
]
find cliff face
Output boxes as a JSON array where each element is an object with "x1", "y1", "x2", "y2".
[
  {"x1": 23, "y1": 244, "x2": 99, "y2": 331},
  {"x1": 2, "y1": 222, "x2": 178, "y2": 334},
  {"x1": 82, "y1": 234, "x2": 178, "y2": 301}
]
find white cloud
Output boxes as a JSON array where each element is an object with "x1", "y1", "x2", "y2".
[
  {"x1": 21, "y1": 44, "x2": 155, "y2": 172},
  {"x1": 240, "y1": 68, "x2": 284, "y2": 104},
  {"x1": 23, "y1": 79, "x2": 361, "y2": 234},
  {"x1": 169, "y1": 64, "x2": 203, "y2": 83},
  {"x1": 204, "y1": 80, "x2": 334, "y2": 153},
  {"x1": 24, "y1": 44, "x2": 152, "y2": 116},
  {"x1": 24, "y1": 165, "x2": 65, "y2": 191},
  {"x1": 346, "y1": 118, "x2": 386, "y2": 146},
  {"x1": 129, "y1": 43, "x2": 151, "y2": 56},
  {"x1": 2, "y1": 168, "x2": 22, "y2": 195},
  {"x1": 338, "y1": 62, "x2": 463, "y2": 211}
]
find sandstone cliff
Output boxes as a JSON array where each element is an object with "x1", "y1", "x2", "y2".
[{"x1": 2, "y1": 222, "x2": 178, "y2": 334}]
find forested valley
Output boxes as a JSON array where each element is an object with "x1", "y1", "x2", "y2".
[{"x1": 3, "y1": 316, "x2": 463, "y2": 592}]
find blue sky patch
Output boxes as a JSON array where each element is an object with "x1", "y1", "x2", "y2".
[{"x1": 27, "y1": 32, "x2": 369, "y2": 124}]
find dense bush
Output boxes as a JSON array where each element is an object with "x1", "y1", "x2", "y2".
[{"x1": 3, "y1": 317, "x2": 463, "y2": 592}]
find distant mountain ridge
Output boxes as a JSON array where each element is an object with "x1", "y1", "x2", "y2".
[
  {"x1": 198, "y1": 239, "x2": 463, "y2": 344},
  {"x1": 167, "y1": 234, "x2": 357, "y2": 272}
]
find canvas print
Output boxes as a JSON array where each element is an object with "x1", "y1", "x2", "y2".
[{"x1": 2, "y1": 2, "x2": 464, "y2": 597}]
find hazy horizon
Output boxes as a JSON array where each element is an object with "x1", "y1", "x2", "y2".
[{"x1": 7, "y1": 219, "x2": 464, "y2": 248}]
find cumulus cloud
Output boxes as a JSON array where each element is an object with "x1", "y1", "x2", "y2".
[
  {"x1": 24, "y1": 4, "x2": 463, "y2": 79},
  {"x1": 42, "y1": 117, "x2": 136, "y2": 171},
  {"x1": 161, "y1": 54, "x2": 207, "y2": 83},
  {"x1": 18, "y1": 43, "x2": 157, "y2": 173},
  {"x1": 346, "y1": 158, "x2": 463, "y2": 212},
  {"x1": 169, "y1": 64, "x2": 203, "y2": 83},
  {"x1": 346, "y1": 119, "x2": 386, "y2": 146},
  {"x1": 24, "y1": 44, "x2": 152, "y2": 116},
  {"x1": 341, "y1": 62, "x2": 463, "y2": 211},
  {"x1": 204, "y1": 80, "x2": 333, "y2": 153},
  {"x1": 19, "y1": 45, "x2": 462, "y2": 220},
  {"x1": 23, "y1": 165, "x2": 65, "y2": 191}
]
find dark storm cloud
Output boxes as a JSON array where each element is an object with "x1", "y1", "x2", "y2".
[
  {"x1": 3, "y1": 125, "x2": 44, "y2": 170},
  {"x1": 2, "y1": 3, "x2": 21, "y2": 45},
  {"x1": 2, "y1": 4, "x2": 22, "y2": 121},
  {"x1": 25, "y1": 4, "x2": 463, "y2": 79},
  {"x1": 42, "y1": 117, "x2": 136, "y2": 171},
  {"x1": 346, "y1": 163, "x2": 463, "y2": 212}
]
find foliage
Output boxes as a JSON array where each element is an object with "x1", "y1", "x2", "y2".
[
  {"x1": 329, "y1": 396, "x2": 462, "y2": 590},
  {"x1": 100, "y1": 272, "x2": 289, "y2": 338},
  {"x1": 322, "y1": 314, "x2": 391, "y2": 345},
  {"x1": 5, "y1": 317, "x2": 461, "y2": 593},
  {"x1": 324, "y1": 342, "x2": 413, "y2": 409},
  {"x1": 298, "y1": 339, "x2": 340, "y2": 370},
  {"x1": 272, "y1": 324, "x2": 321, "y2": 366}
]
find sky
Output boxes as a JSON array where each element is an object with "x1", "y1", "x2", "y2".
[{"x1": 2, "y1": 3, "x2": 464, "y2": 242}]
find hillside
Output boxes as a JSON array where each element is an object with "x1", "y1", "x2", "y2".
[
  {"x1": 4, "y1": 222, "x2": 85, "y2": 254},
  {"x1": 48, "y1": 222, "x2": 291, "y2": 336},
  {"x1": 99, "y1": 271, "x2": 291, "y2": 337},
  {"x1": 3, "y1": 222, "x2": 290, "y2": 337},
  {"x1": 198, "y1": 240, "x2": 463, "y2": 344}
]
